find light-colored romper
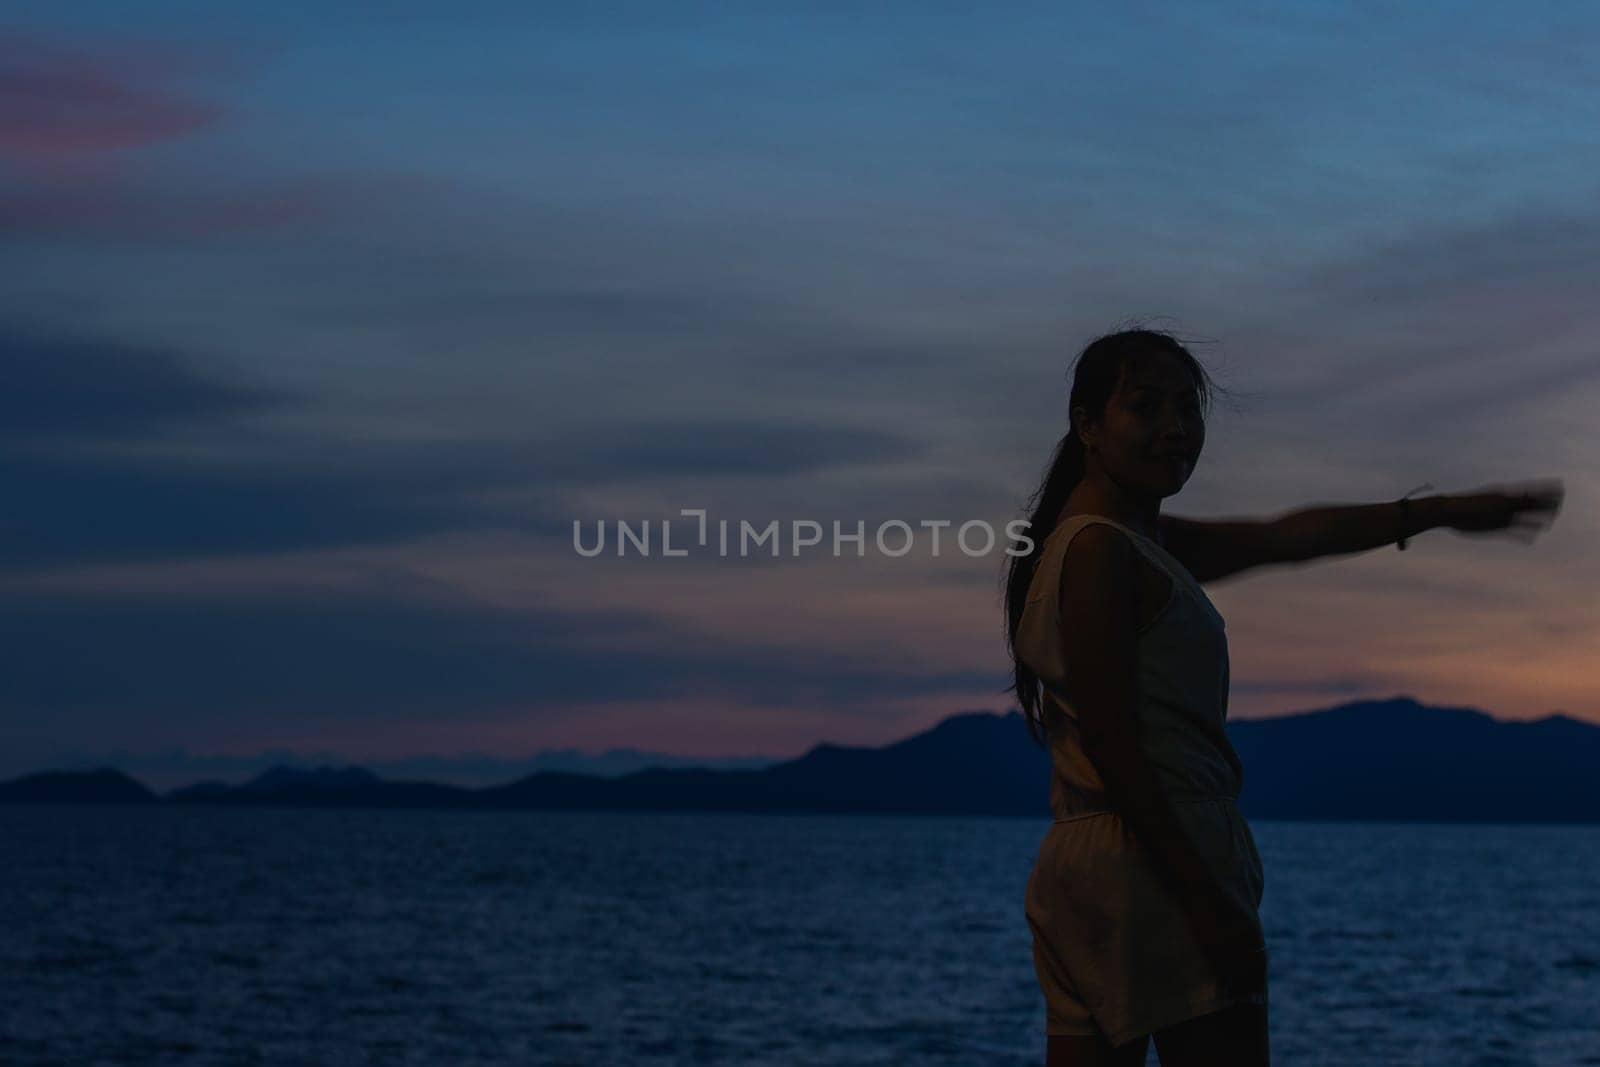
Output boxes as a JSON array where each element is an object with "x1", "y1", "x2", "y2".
[{"x1": 1015, "y1": 514, "x2": 1267, "y2": 1047}]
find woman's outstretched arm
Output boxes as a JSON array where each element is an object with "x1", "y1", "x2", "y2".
[
  {"x1": 1269, "y1": 479, "x2": 1563, "y2": 563},
  {"x1": 1269, "y1": 494, "x2": 1454, "y2": 562}
]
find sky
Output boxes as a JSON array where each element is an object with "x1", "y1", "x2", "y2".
[{"x1": 2, "y1": 3, "x2": 1596, "y2": 785}]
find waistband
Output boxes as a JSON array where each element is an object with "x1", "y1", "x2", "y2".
[{"x1": 1051, "y1": 795, "x2": 1238, "y2": 823}]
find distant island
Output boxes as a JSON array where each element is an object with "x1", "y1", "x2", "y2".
[{"x1": 4, "y1": 697, "x2": 1598, "y2": 822}]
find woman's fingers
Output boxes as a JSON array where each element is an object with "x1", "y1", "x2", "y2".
[
  {"x1": 1447, "y1": 479, "x2": 1565, "y2": 536},
  {"x1": 1512, "y1": 478, "x2": 1565, "y2": 513}
]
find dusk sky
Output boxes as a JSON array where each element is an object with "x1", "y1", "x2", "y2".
[{"x1": 3, "y1": 4, "x2": 1595, "y2": 785}]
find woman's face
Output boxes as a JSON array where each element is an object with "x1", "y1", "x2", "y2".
[{"x1": 1081, "y1": 352, "x2": 1205, "y2": 497}]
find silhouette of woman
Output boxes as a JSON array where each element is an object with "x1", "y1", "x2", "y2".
[{"x1": 1001, "y1": 328, "x2": 1563, "y2": 1066}]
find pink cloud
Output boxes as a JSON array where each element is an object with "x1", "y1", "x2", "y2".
[{"x1": 0, "y1": 31, "x2": 223, "y2": 166}]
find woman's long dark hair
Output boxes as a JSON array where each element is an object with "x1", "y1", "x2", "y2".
[{"x1": 1001, "y1": 327, "x2": 1232, "y2": 746}]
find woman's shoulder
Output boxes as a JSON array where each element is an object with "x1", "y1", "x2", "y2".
[
  {"x1": 1042, "y1": 511, "x2": 1142, "y2": 553},
  {"x1": 1031, "y1": 515, "x2": 1141, "y2": 598},
  {"x1": 1042, "y1": 513, "x2": 1180, "y2": 628}
]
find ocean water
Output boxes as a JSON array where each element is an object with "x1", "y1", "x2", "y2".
[{"x1": 3, "y1": 808, "x2": 1599, "y2": 1066}]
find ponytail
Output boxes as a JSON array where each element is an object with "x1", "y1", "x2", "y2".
[{"x1": 1001, "y1": 430, "x2": 1086, "y2": 745}]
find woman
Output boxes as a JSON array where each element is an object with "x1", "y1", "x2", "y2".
[{"x1": 1001, "y1": 328, "x2": 1563, "y2": 1065}]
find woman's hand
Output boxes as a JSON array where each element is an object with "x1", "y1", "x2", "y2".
[
  {"x1": 1441, "y1": 479, "x2": 1564, "y2": 542},
  {"x1": 1187, "y1": 896, "x2": 1268, "y2": 994}
]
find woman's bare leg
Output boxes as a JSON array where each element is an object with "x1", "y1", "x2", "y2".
[
  {"x1": 1150, "y1": 1002, "x2": 1268, "y2": 1066},
  {"x1": 1045, "y1": 1032, "x2": 1150, "y2": 1067}
]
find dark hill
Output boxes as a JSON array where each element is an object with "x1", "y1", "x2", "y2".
[
  {"x1": 477, "y1": 710, "x2": 1046, "y2": 815},
  {"x1": 0, "y1": 768, "x2": 158, "y2": 804},
  {"x1": 167, "y1": 764, "x2": 472, "y2": 808},
  {"x1": 456, "y1": 699, "x2": 1600, "y2": 820},
  {"x1": 5, "y1": 698, "x2": 1598, "y2": 820},
  {"x1": 1227, "y1": 697, "x2": 1600, "y2": 821}
]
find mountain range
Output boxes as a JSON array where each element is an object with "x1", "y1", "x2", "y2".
[
  {"x1": 3, "y1": 697, "x2": 1597, "y2": 821},
  {"x1": 8, "y1": 745, "x2": 778, "y2": 791}
]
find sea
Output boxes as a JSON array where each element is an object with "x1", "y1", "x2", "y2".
[{"x1": 3, "y1": 807, "x2": 1599, "y2": 1066}]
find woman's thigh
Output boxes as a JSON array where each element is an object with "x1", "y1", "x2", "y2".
[
  {"x1": 1150, "y1": 1001, "x2": 1268, "y2": 1066},
  {"x1": 1045, "y1": 1032, "x2": 1149, "y2": 1067}
]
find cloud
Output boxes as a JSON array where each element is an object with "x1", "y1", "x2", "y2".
[
  {"x1": 0, "y1": 31, "x2": 221, "y2": 165},
  {"x1": 0, "y1": 326, "x2": 289, "y2": 441},
  {"x1": 1230, "y1": 676, "x2": 1375, "y2": 699},
  {"x1": 538, "y1": 417, "x2": 924, "y2": 486},
  {"x1": 0, "y1": 590, "x2": 660, "y2": 717},
  {"x1": 1301, "y1": 203, "x2": 1600, "y2": 314},
  {"x1": 0, "y1": 31, "x2": 390, "y2": 239},
  {"x1": 1253, "y1": 202, "x2": 1600, "y2": 437},
  {"x1": 0, "y1": 446, "x2": 540, "y2": 572},
  {"x1": 0, "y1": 179, "x2": 338, "y2": 239},
  {"x1": 0, "y1": 317, "x2": 926, "y2": 574},
  {"x1": 0, "y1": 583, "x2": 1007, "y2": 760},
  {"x1": 0, "y1": 324, "x2": 549, "y2": 570}
]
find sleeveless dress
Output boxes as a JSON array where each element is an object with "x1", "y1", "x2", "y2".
[{"x1": 1014, "y1": 513, "x2": 1267, "y2": 1046}]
